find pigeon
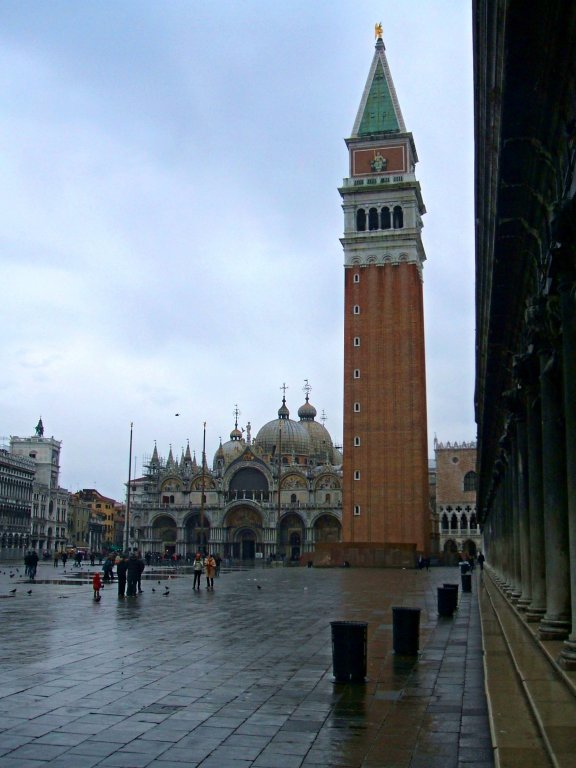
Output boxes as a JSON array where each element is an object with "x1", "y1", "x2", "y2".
[
  {"x1": 157, "y1": 581, "x2": 161, "y2": 585},
  {"x1": 27, "y1": 590, "x2": 32, "y2": 595},
  {"x1": 151, "y1": 588, "x2": 156, "y2": 593},
  {"x1": 257, "y1": 585, "x2": 262, "y2": 590},
  {"x1": 9, "y1": 588, "x2": 16, "y2": 594},
  {"x1": 163, "y1": 591, "x2": 170, "y2": 597}
]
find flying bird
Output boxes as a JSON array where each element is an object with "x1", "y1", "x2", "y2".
[
  {"x1": 175, "y1": 413, "x2": 180, "y2": 416},
  {"x1": 163, "y1": 591, "x2": 170, "y2": 597},
  {"x1": 9, "y1": 588, "x2": 16, "y2": 594}
]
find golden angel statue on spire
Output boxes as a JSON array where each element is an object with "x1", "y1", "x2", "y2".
[{"x1": 375, "y1": 22, "x2": 383, "y2": 39}]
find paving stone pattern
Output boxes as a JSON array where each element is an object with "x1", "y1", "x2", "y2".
[{"x1": 0, "y1": 563, "x2": 493, "y2": 767}]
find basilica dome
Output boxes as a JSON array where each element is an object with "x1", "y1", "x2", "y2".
[
  {"x1": 254, "y1": 398, "x2": 311, "y2": 458},
  {"x1": 298, "y1": 395, "x2": 336, "y2": 463}
]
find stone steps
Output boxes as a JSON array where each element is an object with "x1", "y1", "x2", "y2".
[{"x1": 480, "y1": 571, "x2": 576, "y2": 767}]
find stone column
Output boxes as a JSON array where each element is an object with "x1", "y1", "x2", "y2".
[
  {"x1": 554, "y1": 227, "x2": 576, "y2": 665},
  {"x1": 538, "y1": 346, "x2": 571, "y2": 639},
  {"x1": 526, "y1": 388, "x2": 547, "y2": 620},
  {"x1": 518, "y1": 339, "x2": 547, "y2": 621},
  {"x1": 515, "y1": 414, "x2": 531, "y2": 608}
]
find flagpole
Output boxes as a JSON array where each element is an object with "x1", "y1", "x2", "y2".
[
  {"x1": 200, "y1": 422, "x2": 206, "y2": 554},
  {"x1": 124, "y1": 422, "x2": 133, "y2": 552}
]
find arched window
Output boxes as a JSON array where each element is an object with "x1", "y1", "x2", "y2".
[
  {"x1": 393, "y1": 205, "x2": 403, "y2": 228},
  {"x1": 464, "y1": 471, "x2": 477, "y2": 492},
  {"x1": 381, "y1": 206, "x2": 391, "y2": 229},
  {"x1": 441, "y1": 513, "x2": 449, "y2": 531},
  {"x1": 460, "y1": 515, "x2": 468, "y2": 531},
  {"x1": 450, "y1": 514, "x2": 458, "y2": 530},
  {"x1": 368, "y1": 207, "x2": 379, "y2": 230},
  {"x1": 356, "y1": 209, "x2": 366, "y2": 231},
  {"x1": 290, "y1": 493, "x2": 297, "y2": 504},
  {"x1": 470, "y1": 514, "x2": 478, "y2": 530}
]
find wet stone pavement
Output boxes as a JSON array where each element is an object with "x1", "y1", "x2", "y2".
[{"x1": 0, "y1": 562, "x2": 493, "y2": 768}]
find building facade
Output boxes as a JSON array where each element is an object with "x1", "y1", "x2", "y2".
[
  {"x1": 129, "y1": 392, "x2": 343, "y2": 561},
  {"x1": 339, "y1": 30, "x2": 430, "y2": 562},
  {"x1": 434, "y1": 439, "x2": 480, "y2": 564},
  {"x1": 0, "y1": 447, "x2": 34, "y2": 559},
  {"x1": 76, "y1": 489, "x2": 118, "y2": 548},
  {"x1": 474, "y1": 0, "x2": 576, "y2": 667},
  {"x1": 67, "y1": 493, "x2": 105, "y2": 553},
  {"x1": 10, "y1": 422, "x2": 68, "y2": 554}
]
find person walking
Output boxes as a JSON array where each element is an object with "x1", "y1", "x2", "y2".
[
  {"x1": 204, "y1": 554, "x2": 216, "y2": 591},
  {"x1": 116, "y1": 554, "x2": 128, "y2": 598},
  {"x1": 53, "y1": 552, "x2": 59, "y2": 568},
  {"x1": 192, "y1": 553, "x2": 203, "y2": 591},
  {"x1": 136, "y1": 552, "x2": 145, "y2": 593},
  {"x1": 477, "y1": 551, "x2": 485, "y2": 571},
  {"x1": 61, "y1": 552, "x2": 68, "y2": 569},
  {"x1": 28, "y1": 550, "x2": 39, "y2": 581}
]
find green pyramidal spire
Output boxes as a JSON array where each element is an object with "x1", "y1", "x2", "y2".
[{"x1": 352, "y1": 35, "x2": 406, "y2": 137}]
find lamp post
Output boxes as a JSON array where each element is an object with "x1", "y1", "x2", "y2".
[
  {"x1": 199, "y1": 422, "x2": 206, "y2": 554},
  {"x1": 124, "y1": 422, "x2": 133, "y2": 553}
]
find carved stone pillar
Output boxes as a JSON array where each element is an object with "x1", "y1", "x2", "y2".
[
  {"x1": 552, "y1": 200, "x2": 576, "y2": 666},
  {"x1": 526, "y1": 385, "x2": 547, "y2": 621},
  {"x1": 538, "y1": 348, "x2": 571, "y2": 639}
]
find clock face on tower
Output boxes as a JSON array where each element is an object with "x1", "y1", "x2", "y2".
[
  {"x1": 371, "y1": 152, "x2": 387, "y2": 172},
  {"x1": 351, "y1": 145, "x2": 406, "y2": 176}
]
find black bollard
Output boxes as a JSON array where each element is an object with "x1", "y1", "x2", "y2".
[
  {"x1": 331, "y1": 621, "x2": 368, "y2": 681},
  {"x1": 392, "y1": 607, "x2": 421, "y2": 655}
]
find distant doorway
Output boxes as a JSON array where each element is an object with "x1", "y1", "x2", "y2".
[{"x1": 240, "y1": 530, "x2": 256, "y2": 560}]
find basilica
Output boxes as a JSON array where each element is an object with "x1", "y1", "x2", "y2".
[{"x1": 129, "y1": 388, "x2": 343, "y2": 561}]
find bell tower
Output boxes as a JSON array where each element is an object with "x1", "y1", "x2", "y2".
[{"x1": 340, "y1": 28, "x2": 429, "y2": 556}]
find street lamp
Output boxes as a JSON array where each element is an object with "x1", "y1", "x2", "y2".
[
  {"x1": 199, "y1": 422, "x2": 207, "y2": 554},
  {"x1": 124, "y1": 422, "x2": 133, "y2": 553}
]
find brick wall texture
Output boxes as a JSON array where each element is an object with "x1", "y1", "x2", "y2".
[{"x1": 342, "y1": 261, "x2": 430, "y2": 552}]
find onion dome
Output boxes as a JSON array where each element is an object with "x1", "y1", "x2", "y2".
[
  {"x1": 298, "y1": 394, "x2": 317, "y2": 421},
  {"x1": 254, "y1": 397, "x2": 311, "y2": 458},
  {"x1": 212, "y1": 420, "x2": 246, "y2": 470}
]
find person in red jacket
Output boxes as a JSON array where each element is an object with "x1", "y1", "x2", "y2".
[{"x1": 92, "y1": 572, "x2": 102, "y2": 601}]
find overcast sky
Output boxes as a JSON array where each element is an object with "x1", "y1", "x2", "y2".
[{"x1": 1, "y1": 1, "x2": 475, "y2": 499}]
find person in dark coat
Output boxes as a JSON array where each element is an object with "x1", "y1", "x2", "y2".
[
  {"x1": 126, "y1": 554, "x2": 140, "y2": 597},
  {"x1": 136, "y1": 553, "x2": 145, "y2": 593},
  {"x1": 117, "y1": 555, "x2": 128, "y2": 598}
]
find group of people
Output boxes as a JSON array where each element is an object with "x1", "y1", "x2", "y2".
[
  {"x1": 90, "y1": 550, "x2": 221, "y2": 600},
  {"x1": 192, "y1": 553, "x2": 217, "y2": 590},
  {"x1": 54, "y1": 551, "x2": 103, "y2": 568}
]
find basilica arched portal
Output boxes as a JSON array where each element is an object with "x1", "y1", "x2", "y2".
[
  {"x1": 313, "y1": 514, "x2": 342, "y2": 544},
  {"x1": 279, "y1": 513, "x2": 305, "y2": 561},
  {"x1": 152, "y1": 514, "x2": 177, "y2": 556},
  {"x1": 224, "y1": 506, "x2": 263, "y2": 560},
  {"x1": 185, "y1": 512, "x2": 211, "y2": 554}
]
